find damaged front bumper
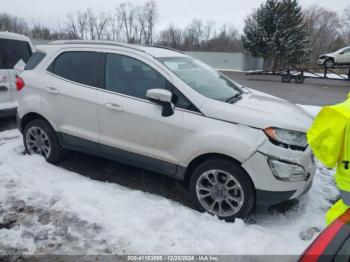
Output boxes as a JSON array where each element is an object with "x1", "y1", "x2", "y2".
[{"x1": 242, "y1": 140, "x2": 316, "y2": 206}]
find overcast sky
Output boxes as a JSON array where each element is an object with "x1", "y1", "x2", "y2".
[{"x1": 2, "y1": 0, "x2": 349, "y2": 32}]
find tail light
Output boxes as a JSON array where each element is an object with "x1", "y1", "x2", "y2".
[{"x1": 16, "y1": 76, "x2": 25, "y2": 91}]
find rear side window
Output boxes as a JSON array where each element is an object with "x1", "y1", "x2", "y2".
[
  {"x1": 48, "y1": 51, "x2": 99, "y2": 87},
  {"x1": 0, "y1": 38, "x2": 32, "y2": 69},
  {"x1": 25, "y1": 52, "x2": 46, "y2": 70}
]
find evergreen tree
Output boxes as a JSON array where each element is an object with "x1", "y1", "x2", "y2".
[{"x1": 242, "y1": 0, "x2": 309, "y2": 69}]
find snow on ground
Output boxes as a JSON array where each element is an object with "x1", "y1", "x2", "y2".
[
  {"x1": 0, "y1": 101, "x2": 18, "y2": 111},
  {"x1": 303, "y1": 72, "x2": 348, "y2": 80},
  {"x1": 0, "y1": 106, "x2": 339, "y2": 255}
]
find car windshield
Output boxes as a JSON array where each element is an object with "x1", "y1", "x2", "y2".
[{"x1": 157, "y1": 56, "x2": 242, "y2": 102}]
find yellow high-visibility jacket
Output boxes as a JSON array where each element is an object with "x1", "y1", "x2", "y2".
[{"x1": 307, "y1": 93, "x2": 350, "y2": 191}]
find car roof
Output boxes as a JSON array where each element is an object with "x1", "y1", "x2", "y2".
[
  {"x1": 40, "y1": 40, "x2": 187, "y2": 58},
  {"x1": 0, "y1": 31, "x2": 32, "y2": 42}
]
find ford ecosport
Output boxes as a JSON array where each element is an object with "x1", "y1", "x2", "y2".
[{"x1": 16, "y1": 40, "x2": 316, "y2": 220}]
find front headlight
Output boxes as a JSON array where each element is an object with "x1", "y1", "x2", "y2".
[{"x1": 264, "y1": 127, "x2": 307, "y2": 150}]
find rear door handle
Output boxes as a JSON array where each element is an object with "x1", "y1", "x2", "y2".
[
  {"x1": 105, "y1": 103, "x2": 123, "y2": 112},
  {"x1": 46, "y1": 87, "x2": 59, "y2": 95}
]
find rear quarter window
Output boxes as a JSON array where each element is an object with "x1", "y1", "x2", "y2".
[
  {"x1": 48, "y1": 51, "x2": 99, "y2": 87},
  {"x1": 25, "y1": 52, "x2": 46, "y2": 70},
  {"x1": 0, "y1": 38, "x2": 32, "y2": 70}
]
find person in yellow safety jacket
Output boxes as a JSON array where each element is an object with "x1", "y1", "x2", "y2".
[{"x1": 307, "y1": 92, "x2": 350, "y2": 225}]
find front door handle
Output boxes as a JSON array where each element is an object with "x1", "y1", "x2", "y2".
[
  {"x1": 45, "y1": 87, "x2": 59, "y2": 95},
  {"x1": 104, "y1": 103, "x2": 124, "y2": 112}
]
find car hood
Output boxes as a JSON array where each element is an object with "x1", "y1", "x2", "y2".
[
  {"x1": 320, "y1": 52, "x2": 336, "y2": 58},
  {"x1": 200, "y1": 92, "x2": 313, "y2": 132}
]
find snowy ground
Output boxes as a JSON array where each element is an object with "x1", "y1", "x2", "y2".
[
  {"x1": 0, "y1": 101, "x2": 18, "y2": 111},
  {"x1": 0, "y1": 106, "x2": 339, "y2": 256}
]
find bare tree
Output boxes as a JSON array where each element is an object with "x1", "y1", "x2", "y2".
[
  {"x1": 106, "y1": 14, "x2": 122, "y2": 41},
  {"x1": 65, "y1": 13, "x2": 82, "y2": 39},
  {"x1": 0, "y1": 13, "x2": 28, "y2": 34},
  {"x1": 182, "y1": 19, "x2": 203, "y2": 50},
  {"x1": 342, "y1": 6, "x2": 350, "y2": 44},
  {"x1": 203, "y1": 21, "x2": 215, "y2": 42},
  {"x1": 118, "y1": 2, "x2": 137, "y2": 43},
  {"x1": 30, "y1": 24, "x2": 51, "y2": 40},
  {"x1": 142, "y1": 1, "x2": 158, "y2": 44},
  {"x1": 64, "y1": 9, "x2": 110, "y2": 40},
  {"x1": 158, "y1": 24, "x2": 182, "y2": 48},
  {"x1": 76, "y1": 11, "x2": 88, "y2": 40},
  {"x1": 304, "y1": 5, "x2": 343, "y2": 64},
  {"x1": 95, "y1": 12, "x2": 109, "y2": 40},
  {"x1": 203, "y1": 24, "x2": 241, "y2": 52}
]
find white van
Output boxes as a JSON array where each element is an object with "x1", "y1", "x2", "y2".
[{"x1": 0, "y1": 32, "x2": 34, "y2": 118}]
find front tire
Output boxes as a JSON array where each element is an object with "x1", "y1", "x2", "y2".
[
  {"x1": 189, "y1": 158, "x2": 255, "y2": 221},
  {"x1": 23, "y1": 119, "x2": 64, "y2": 163},
  {"x1": 324, "y1": 58, "x2": 335, "y2": 68}
]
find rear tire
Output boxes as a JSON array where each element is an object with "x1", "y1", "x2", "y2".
[
  {"x1": 23, "y1": 119, "x2": 65, "y2": 163},
  {"x1": 189, "y1": 158, "x2": 255, "y2": 221},
  {"x1": 295, "y1": 74, "x2": 305, "y2": 84}
]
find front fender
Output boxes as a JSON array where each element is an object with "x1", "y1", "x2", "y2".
[{"x1": 177, "y1": 113, "x2": 267, "y2": 167}]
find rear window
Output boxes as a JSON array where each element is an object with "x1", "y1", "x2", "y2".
[
  {"x1": 48, "y1": 51, "x2": 99, "y2": 87},
  {"x1": 25, "y1": 52, "x2": 46, "y2": 70},
  {"x1": 0, "y1": 38, "x2": 32, "y2": 70}
]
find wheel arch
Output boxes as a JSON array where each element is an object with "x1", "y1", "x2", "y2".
[
  {"x1": 326, "y1": 56, "x2": 336, "y2": 63},
  {"x1": 20, "y1": 112, "x2": 56, "y2": 133},
  {"x1": 183, "y1": 153, "x2": 255, "y2": 189}
]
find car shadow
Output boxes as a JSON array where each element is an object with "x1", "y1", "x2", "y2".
[{"x1": 57, "y1": 150, "x2": 196, "y2": 210}]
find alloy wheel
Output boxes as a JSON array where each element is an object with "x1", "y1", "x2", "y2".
[
  {"x1": 325, "y1": 59, "x2": 334, "y2": 68},
  {"x1": 196, "y1": 169, "x2": 244, "y2": 217},
  {"x1": 25, "y1": 126, "x2": 51, "y2": 159}
]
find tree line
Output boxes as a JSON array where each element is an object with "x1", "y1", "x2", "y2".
[
  {"x1": 0, "y1": 1, "x2": 349, "y2": 67},
  {"x1": 0, "y1": 1, "x2": 241, "y2": 52},
  {"x1": 243, "y1": 0, "x2": 350, "y2": 68}
]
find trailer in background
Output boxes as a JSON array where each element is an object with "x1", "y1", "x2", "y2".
[{"x1": 246, "y1": 65, "x2": 350, "y2": 84}]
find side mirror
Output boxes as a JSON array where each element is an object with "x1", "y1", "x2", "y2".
[
  {"x1": 340, "y1": 51, "x2": 345, "y2": 55},
  {"x1": 146, "y1": 89, "x2": 174, "y2": 117}
]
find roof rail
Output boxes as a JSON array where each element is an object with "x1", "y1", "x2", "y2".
[
  {"x1": 148, "y1": 45, "x2": 184, "y2": 54},
  {"x1": 48, "y1": 40, "x2": 145, "y2": 53}
]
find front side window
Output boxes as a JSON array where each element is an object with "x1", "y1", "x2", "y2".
[
  {"x1": 105, "y1": 53, "x2": 196, "y2": 111},
  {"x1": 157, "y1": 57, "x2": 243, "y2": 102},
  {"x1": 0, "y1": 38, "x2": 32, "y2": 70},
  {"x1": 48, "y1": 51, "x2": 99, "y2": 87}
]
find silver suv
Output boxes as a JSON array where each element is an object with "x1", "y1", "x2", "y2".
[{"x1": 16, "y1": 40, "x2": 316, "y2": 220}]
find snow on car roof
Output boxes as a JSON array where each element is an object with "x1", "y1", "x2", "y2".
[{"x1": 0, "y1": 31, "x2": 31, "y2": 42}]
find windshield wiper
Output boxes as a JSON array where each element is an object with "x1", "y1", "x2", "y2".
[{"x1": 226, "y1": 93, "x2": 243, "y2": 104}]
